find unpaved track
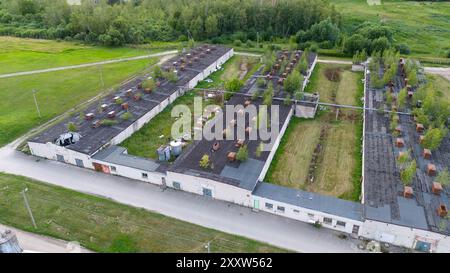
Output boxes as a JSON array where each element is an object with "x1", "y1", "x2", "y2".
[{"x1": 0, "y1": 50, "x2": 177, "y2": 79}]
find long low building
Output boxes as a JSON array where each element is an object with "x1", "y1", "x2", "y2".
[
  {"x1": 28, "y1": 44, "x2": 234, "y2": 173},
  {"x1": 25, "y1": 46, "x2": 450, "y2": 252}
]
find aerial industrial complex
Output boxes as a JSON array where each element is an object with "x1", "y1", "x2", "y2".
[{"x1": 27, "y1": 45, "x2": 450, "y2": 252}]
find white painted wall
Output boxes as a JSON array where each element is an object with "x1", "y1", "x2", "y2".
[
  {"x1": 258, "y1": 108, "x2": 293, "y2": 182},
  {"x1": 28, "y1": 142, "x2": 93, "y2": 169},
  {"x1": 166, "y1": 171, "x2": 252, "y2": 207},
  {"x1": 252, "y1": 194, "x2": 363, "y2": 236},
  {"x1": 362, "y1": 220, "x2": 450, "y2": 253},
  {"x1": 91, "y1": 158, "x2": 165, "y2": 185},
  {"x1": 301, "y1": 54, "x2": 318, "y2": 92}
]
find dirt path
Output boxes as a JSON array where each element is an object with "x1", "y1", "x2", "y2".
[{"x1": 0, "y1": 50, "x2": 177, "y2": 79}]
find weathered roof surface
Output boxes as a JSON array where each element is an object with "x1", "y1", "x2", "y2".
[
  {"x1": 220, "y1": 158, "x2": 265, "y2": 191},
  {"x1": 29, "y1": 45, "x2": 232, "y2": 156},
  {"x1": 253, "y1": 182, "x2": 364, "y2": 221},
  {"x1": 92, "y1": 145, "x2": 161, "y2": 173},
  {"x1": 363, "y1": 65, "x2": 450, "y2": 235}
]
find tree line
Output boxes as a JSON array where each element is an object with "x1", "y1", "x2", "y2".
[
  {"x1": 0, "y1": 0, "x2": 405, "y2": 56},
  {"x1": 0, "y1": 0, "x2": 339, "y2": 45}
]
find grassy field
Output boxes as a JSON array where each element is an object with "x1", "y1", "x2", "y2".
[
  {"x1": 426, "y1": 74, "x2": 450, "y2": 103},
  {"x1": 0, "y1": 36, "x2": 166, "y2": 74},
  {"x1": 0, "y1": 58, "x2": 156, "y2": 147},
  {"x1": 266, "y1": 65, "x2": 364, "y2": 201},
  {"x1": 329, "y1": 0, "x2": 450, "y2": 59},
  {"x1": 196, "y1": 55, "x2": 260, "y2": 89},
  {"x1": 0, "y1": 172, "x2": 286, "y2": 253},
  {"x1": 120, "y1": 90, "x2": 216, "y2": 159},
  {"x1": 121, "y1": 56, "x2": 259, "y2": 159}
]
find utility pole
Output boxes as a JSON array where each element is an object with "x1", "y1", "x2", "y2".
[
  {"x1": 21, "y1": 188, "x2": 37, "y2": 229},
  {"x1": 32, "y1": 89, "x2": 41, "y2": 119},
  {"x1": 205, "y1": 241, "x2": 211, "y2": 253}
]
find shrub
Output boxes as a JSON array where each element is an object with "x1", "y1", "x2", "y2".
[
  {"x1": 422, "y1": 127, "x2": 446, "y2": 151},
  {"x1": 436, "y1": 168, "x2": 449, "y2": 186},
  {"x1": 101, "y1": 119, "x2": 118, "y2": 126},
  {"x1": 199, "y1": 154, "x2": 210, "y2": 169},
  {"x1": 142, "y1": 78, "x2": 155, "y2": 90},
  {"x1": 152, "y1": 65, "x2": 163, "y2": 79},
  {"x1": 165, "y1": 71, "x2": 178, "y2": 83},
  {"x1": 233, "y1": 39, "x2": 242, "y2": 47},
  {"x1": 67, "y1": 122, "x2": 77, "y2": 132},
  {"x1": 121, "y1": 112, "x2": 133, "y2": 121},
  {"x1": 396, "y1": 44, "x2": 410, "y2": 55},
  {"x1": 236, "y1": 145, "x2": 249, "y2": 161},
  {"x1": 400, "y1": 160, "x2": 416, "y2": 186}
]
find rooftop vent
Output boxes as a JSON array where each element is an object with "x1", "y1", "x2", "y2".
[
  {"x1": 416, "y1": 123, "x2": 424, "y2": 133},
  {"x1": 133, "y1": 93, "x2": 142, "y2": 101},
  {"x1": 403, "y1": 186, "x2": 413, "y2": 198},
  {"x1": 422, "y1": 148, "x2": 431, "y2": 159},
  {"x1": 107, "y1": 111, "x2": 116, "y2": 119},
  {"x1": 212, "y1": 142, "x2": 220, "y2": 151},
  {"x1": 126, "y1": 89, "x2": 133, "y2": 97},
  {"x1": 92, "y1": 119, "x2": 101, "y2": 128},
  {"x1": 227, "y1": 152, "x2": 236, "y2": 162},
  {"x1": 395, "y1": 138, "x2": 405, "y2": 148},
  {"x1": 85, "y1": 113, "x2": 95, "y2": 121},
  {"x1": 235, "y1": 139, "x2": 244, "y2": 148},
  {"x1": 427, "y1": 163, "x2": 436, "y2": 176},
  {"x1": 432, "y1": 182, "x2": 442, "y2": 195},
  {"x1": 437, "y1": 204, "x2": 447, "y2": 217}
]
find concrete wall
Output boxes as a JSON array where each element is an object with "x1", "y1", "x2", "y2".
[
  {"x1": 301, "y1": 54, "x2": 317, "y2": 92},
  {"x1": 91, "y1": 158, "x2": 165, "y2": 185},
  {"x1": 166, "y1": 171, "x2": 252, "y2": 206},
  {"x1": 28, "y1": 142, "x2": 94, "y2": 170},
  {"x1": 252, "y1": 194, "x2": 363, "y2": 236},
  {"x1": 258, "y1": 108, "x2": 293, "y2": 182},
  {"x1": 294, "y1": 104, "x2": 316, "y2": 118},
  {"x1": 362, "y1": 220, "x2": 450, "y2": 252}
]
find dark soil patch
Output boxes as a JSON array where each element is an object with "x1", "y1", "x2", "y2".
[{"x1": 324, "y1": 67, "x2": 342, "y2": 82}]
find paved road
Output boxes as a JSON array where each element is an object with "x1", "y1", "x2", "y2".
[
  {"x1": 0, "y1": 224, "x2": 92, "y2": 253},
  {"x1": 424, "y1": 67, "x2": 450, "y2": 81},
  {"x1": 0, "y1": 146, "x2": 364, "y2": 253},
  {"x1": 0, "y1": 50, "x2": 178, "y2": 79}
]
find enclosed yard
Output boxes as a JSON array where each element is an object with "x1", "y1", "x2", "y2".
[
  {"x1": 0, "y1": 173, "x2": 286, "y2": 253},
  {"x1": 121, "y1": 56, "x2": 259, "y2": 159},
  {"x1": 266, "y1": 65, "x2": 364, "y2": 201}
]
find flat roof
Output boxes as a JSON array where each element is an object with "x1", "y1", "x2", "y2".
[
  {"x1": 363, "y1": 65, "x2": 450, "y2": 235},
  {"x1": 170, "y1": 92, "x2": 293, "y2": 191},
  {"x1": 92, "y1": 145, "x2": 163, "y2": 173},
  {"x1": 170, "y1": 50, "x2": 316, "y2": 191},
  {"x1": 254, "y1": 182, "x2": 364, "y2": 221},
  {"x1": 29, "y1": 45, "x2": 232, "y2": 155}
]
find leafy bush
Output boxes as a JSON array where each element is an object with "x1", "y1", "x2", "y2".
[
  {"x1": 199, "y1": 154, "x2": 210, "y2": 169},
  {"x1": 67, "y1": 122, "x2": 77, "y2": 132},
  {"x1": 236, "y1": 145, "x2": 249, "y2": 161}
]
